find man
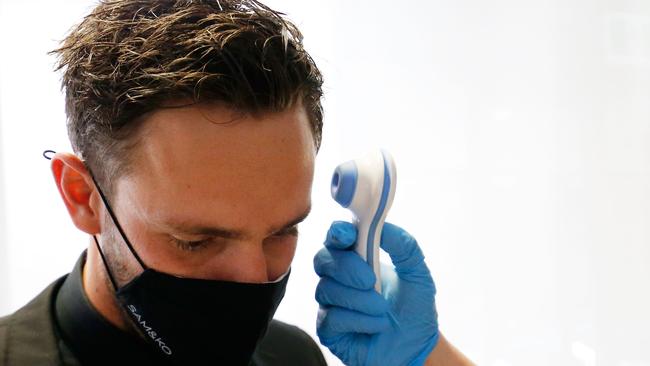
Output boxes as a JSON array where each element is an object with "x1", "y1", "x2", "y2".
[{"x1": 0, "y1": 1, "x2": 474, "y2": 365}]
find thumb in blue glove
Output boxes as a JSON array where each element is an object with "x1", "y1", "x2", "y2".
[{"x1": 314, "y1": 221, "x2": 439, "y2": 366}]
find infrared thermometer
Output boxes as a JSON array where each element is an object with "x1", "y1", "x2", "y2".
[{"x1": 330, "y1": 150, "x2": 397, "y2": 293}]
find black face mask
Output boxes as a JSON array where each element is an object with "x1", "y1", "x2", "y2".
[{"x1": 86, "y1": 167, "x2": 289, "y2": 366}]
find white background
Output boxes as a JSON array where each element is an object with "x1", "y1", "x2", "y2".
[{"x1": 1, "y1": 1, "x2": 649, "y2": 365}]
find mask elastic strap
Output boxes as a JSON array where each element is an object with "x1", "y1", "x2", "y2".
[
  {"x1": 86, "y1": 170, "x2": 147, "y2": 270},
  {"x1": 43, "y1": 149, "x2": 148, "y2": 287},
  {"x1": 92, "y1": 234, "x2": 119, "y2": 290}
]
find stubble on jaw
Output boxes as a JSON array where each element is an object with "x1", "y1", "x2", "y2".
[{"x1": 95, "y1": 213, "x2": 149, "y2": 339}]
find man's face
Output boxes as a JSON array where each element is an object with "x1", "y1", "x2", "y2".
[{"x1": 105, "y1": 101, "x2": 315, "y2": 284}]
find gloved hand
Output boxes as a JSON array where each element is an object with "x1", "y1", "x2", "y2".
[{"x1": 314, "y1": 221, "x2": 440, "y2": 366}]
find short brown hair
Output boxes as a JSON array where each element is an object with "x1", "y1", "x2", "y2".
[{"x1": 50, "y1": 0, "x2": 323, "y2": 197}]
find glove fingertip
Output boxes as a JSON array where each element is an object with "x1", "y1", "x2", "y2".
[
  {"x1": 325, "y1": 221, "x2": 357, "y2": 249},
  {"x1": 312, "y1": 248, "x2": 331, "y2": 276},
  {"x1": 375, "y1": 296, "x2": 391, "y2": 315},
  {"x1": 373, "y1": 313, "x2": 393, "y2": 333},
  {"x1": 380, "y1": 222, "x2": 429, "y2": 274}
]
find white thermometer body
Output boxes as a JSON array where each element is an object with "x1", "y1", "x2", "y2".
[{"x1": 330, "y1": 150, "x2": 397, "y2": 293}]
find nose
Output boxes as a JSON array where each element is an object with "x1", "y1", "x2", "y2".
[{"x1": 211, "y1": 241, "x2": 270, "y2": 283}]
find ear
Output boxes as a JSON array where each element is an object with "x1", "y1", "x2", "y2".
[{"x1": 51, "y1": 152, "x2": 102, "y2": 234}]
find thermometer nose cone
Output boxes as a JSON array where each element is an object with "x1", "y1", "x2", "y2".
[{"x1": 331, "y1": 161, "x2": 358, "y2": 208}]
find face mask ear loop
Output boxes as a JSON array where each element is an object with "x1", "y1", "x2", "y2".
[
  {"x1": 86, "y1": 169, "x2": 148, "y2": 272},
  {"x1": 92, "y1": 234, "x2": 119, "y2": 291}
]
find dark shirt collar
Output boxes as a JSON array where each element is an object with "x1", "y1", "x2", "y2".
[{"x1": 54, "y1": 251, "x2": 170, "y2": 365}]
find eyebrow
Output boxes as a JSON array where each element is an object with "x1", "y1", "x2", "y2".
[{"x1": 165, "y1": 205, "x2": 312, "y2": 240}]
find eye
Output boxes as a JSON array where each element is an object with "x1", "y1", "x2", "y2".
[
  {"x1": 273, "y1": 225, "x2": 299, "y2": 237},
  {"x1": 168, "y1": 236, "x2": 211, "y2": 252}
]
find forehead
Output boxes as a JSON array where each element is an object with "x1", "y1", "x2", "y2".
[{"x1": 117, "y1": 102, "x2": 315, "y2": 227}]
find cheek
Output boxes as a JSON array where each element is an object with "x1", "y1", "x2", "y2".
[
  {"x1": 126, "y1": 222, "x2": 178, "y2": 270},
  {"x1": 263, "y1": 237, "x2": 298, "y2": 280}
]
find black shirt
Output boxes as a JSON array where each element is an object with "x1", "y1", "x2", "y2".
[{"x1": 54, "y1": 252, "x2": 168, "y2": 365}]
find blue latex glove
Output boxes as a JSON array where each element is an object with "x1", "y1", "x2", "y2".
[{"x1": 314, "y1": 221, "x2": 440, "y2": 366}]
